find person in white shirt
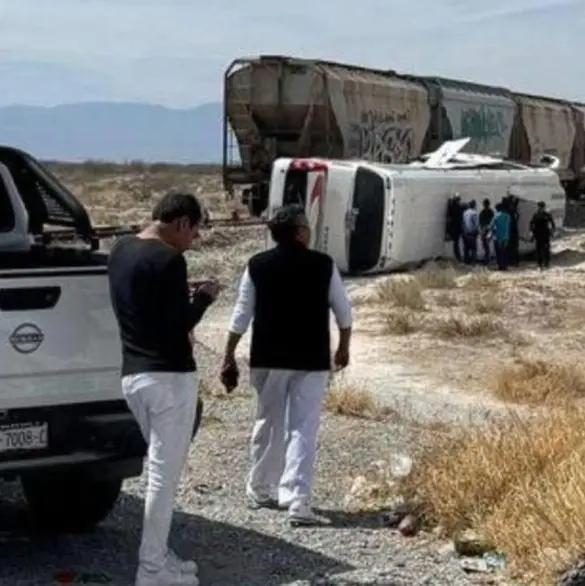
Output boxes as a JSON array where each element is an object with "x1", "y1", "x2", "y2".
[
  {"x1": 461, "y1": 199, "x2": 479, "y2": 265},
  {"x1": 220, "y1": 204, "x2": 353, "y2": 526}
]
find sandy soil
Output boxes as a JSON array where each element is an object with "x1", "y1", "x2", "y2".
[
  {"x1": 190, "y1": 228, "x2": 585, "y2": 427},
  {"x1": 64, "y1": 163, "x2": 585, "y2": 423},
  {"x1": 23, "y1": 164, "x2": 583, "y2": 584}
]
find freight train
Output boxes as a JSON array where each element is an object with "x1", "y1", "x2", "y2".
[{"x1": 222, "y1": 55, "x2": 585, "y2": 217}]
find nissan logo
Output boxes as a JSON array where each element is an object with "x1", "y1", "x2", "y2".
[{"x1": 9, "y1": 323, "x2": 44, "y2": 354}]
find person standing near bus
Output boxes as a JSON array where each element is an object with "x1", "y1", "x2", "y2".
[
  {"x1": 446, "y1": 194, "x2": 464, "y2": 261},
  {"x1": 530, "y1": 201, "x2": 556, "y2": 269},
  {"x1": 221, "y1": 204, "x2": 353, "y2": 527},
  {"x1": 478, "y1": 198, "x2": 495, "y2": 265},
  {"x1": 491, "y1": 202, "x2": 511, "y2": 270},
  {"x1": 462, "y1": 199, "x2": 480, "y2": 265},
  {"x1": 504, "y1": 194, "x2": 520, "y2": 266},
  {"x1": 108, "y1": 192, "x2": 219, "y2": 586}
]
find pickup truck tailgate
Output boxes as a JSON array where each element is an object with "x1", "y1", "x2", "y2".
[{"x1": 0, "y1": 266, "x2": 121, "y2": 409}]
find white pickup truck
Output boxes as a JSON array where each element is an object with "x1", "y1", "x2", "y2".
[{"x1": 0, "y1": 146, "x2": 203, "y2": 533}]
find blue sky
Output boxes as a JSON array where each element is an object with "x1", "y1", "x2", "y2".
[{"x1": 0, "y1": 0, "x2": 583, "y2": 107}]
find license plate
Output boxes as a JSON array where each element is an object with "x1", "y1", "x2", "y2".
[{"x1": 0, "y1": 422, "x2": 48, "y2": 453}]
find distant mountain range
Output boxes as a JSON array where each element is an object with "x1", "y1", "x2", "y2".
[{"x1": 0, "y1": 102, "x2": 225, "y2": 163}]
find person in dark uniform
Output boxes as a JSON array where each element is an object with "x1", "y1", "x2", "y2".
[
  {"x1": 478, "y1": 198, "x2": 494, "y2": 265},
  {"x1": 505, "y1": 195, "x2": 520, "y2": 267},
  {"x1": 530, "y1": 201, "x2": 556, "y2": 269},
  {"x1": 446, "y1": 194, "x2": 464, "y2": 261}
]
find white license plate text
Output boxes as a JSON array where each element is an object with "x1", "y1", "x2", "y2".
[{"x1": 0, "y1": 423, "x2": 48, "y2": 452}]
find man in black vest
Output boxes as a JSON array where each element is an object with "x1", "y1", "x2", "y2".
[{"x1": 221, "y1": 204, "x2": 353, "y2": 526}]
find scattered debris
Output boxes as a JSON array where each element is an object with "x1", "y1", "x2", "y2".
[
  {"x1": 453, "y1": 529, "x2": 492, "y2": 556},
  {"x1": 388, "y1": 453, "x2": 413, "y2": 478},
  {"x1": 344, "y1": 455, "x2": 413, "y2": 513},
  {"x1": 559, "y1": 558, "x2": 585, "y2": 586},
  {"x1": 192, "y1": 483, "x2": 223, "y2": 494},
  {"x1": 398, "y1": 514, "x2": 420, "y2": 537},
  {"x1": 453, "y1": 532, "x2": 506, "y2": 575},
  {"x1": 483, "y1": 552, "x2": 507, "y2": 572},
  {"x1": 381, "y1": 502, "x2": 411, "y2": 528},
  {"x1": 460, "y1": 557, "x2": 490, "y2": 574},
  {"x1": 53, "y1": 571, "x2": 111, "y2": 584}
]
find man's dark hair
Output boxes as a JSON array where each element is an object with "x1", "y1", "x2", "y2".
[
  {"x1": 538, "y1": 201, "x2": 546, "y2": 209},
  {"x1": 152, "y1": 191, "x2": 202, "y2": 227},
  {"x1": 469, "y1": 199, "x2": 477, "y2": 208},
  {"x1": 268, "y1": 204, "x2": 307, "y2": 244},
  {"x1": 483, "y1": 198, "x2": 490, "y2": 207},
  {"x1": 495, "y1": 203, "x2": 502, "y2": 212}
]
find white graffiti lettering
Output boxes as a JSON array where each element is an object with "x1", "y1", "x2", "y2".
[{"x1": 347, "y1": 111, "x2": 414, "y2": 163}]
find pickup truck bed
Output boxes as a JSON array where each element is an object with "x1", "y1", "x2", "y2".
[{"x1": 0, "y1": 146, "x2": 203, "y2": 533}]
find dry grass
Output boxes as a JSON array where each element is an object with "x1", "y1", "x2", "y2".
[
  {"x1": 374, "y1": 278, "x2": 425, "y2": 310},
  {"x1": 415, "y1": 268, "x2": 458, "y2": 289},
  {"x1": 463, "y1": 271, "x2": 500, "y2": 290},
  {"x1": 434, "y1": 294, "x2": 458, "y2": 308},
  {"x1": 46, "y1": 160, "x2": 243, "y2": 225},
  {"x1": 186, "y1": 227, "x2": 264, "y2": 291},
  {"x1": 494, "y1": 359, "x2": 585, "y2": 405},
  {"x1": 468, "y1": 293, "x2": 503, "y2": 314},
  {"x1": 430, "y1": 314, "x2": 507, "y2": 339},
  {"x1": 383, "y1": 311, "x2": 420, "y2": 335},
  {"x1": 400, "y1": 407, "x2": 585, "y2": 583},
  {"x1": 324, "y1": 377, "x2": 394, "y2": 421}
]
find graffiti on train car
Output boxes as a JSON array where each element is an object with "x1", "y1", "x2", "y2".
[
  {"x1": 347, "y1": 110, "x2": 414, "y2": 163},
  {"x1": 458, "y1": 105, "x2": 509, "y2": 153}
]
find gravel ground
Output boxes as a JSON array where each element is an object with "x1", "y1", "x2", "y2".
[
  {"x1": 0, "y1": 405, "x2": 501, "y2": 586},
  {"x1": 0, "y1": 230, "x2": 521, "y2": 586},
  {"x1": 0, "y1": 340, "x2": 510, "y2": 586}
]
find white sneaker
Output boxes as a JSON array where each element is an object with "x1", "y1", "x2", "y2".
[
  {"x1": 167, "y1": 549, "x2": 198, "y2": 574},
  {"x1": 246, "y1": 494, "x2": 279, "y2": 510},
  {"x1": 135, "y1": 562, "x2": 199, "y2": 586},
  {"x1": 288, "y1": 504, "x2": 321, "y2": 527}
]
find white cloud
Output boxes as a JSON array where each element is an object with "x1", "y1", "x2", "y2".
[{"x1": 0, "y1": 0, "x2": 583, "y2": 106}]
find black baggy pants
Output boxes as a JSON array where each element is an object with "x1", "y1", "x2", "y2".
[{"x1": 535, "y1": 236, "x2": 551, "y2": 269}]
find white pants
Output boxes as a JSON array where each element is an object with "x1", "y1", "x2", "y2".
[
  {"x1": 247, "y1": 368, "x2": 328, "y2": 513},
  {"x1": 122, "y1": 371, "x2": 198, "y2": 574}
]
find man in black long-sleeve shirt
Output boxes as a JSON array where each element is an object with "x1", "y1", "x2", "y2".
[
  {"x1": 530, "y1": 200, "x2": 556, "y2": 269},
  {"x1": 478, "y1": 198, "x2": 494, "y2": 265},
  {"x1": 108, "y1": 192, "x2": 218, "y2": 586}
]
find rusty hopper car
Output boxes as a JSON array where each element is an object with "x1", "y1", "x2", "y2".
[{"x1": 223, "y1": 55, "x2": 585, "y2": 217}]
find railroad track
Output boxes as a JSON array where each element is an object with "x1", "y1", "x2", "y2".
[{"x1": 46, "y1": 216, "x2": 267, "y2": 242}]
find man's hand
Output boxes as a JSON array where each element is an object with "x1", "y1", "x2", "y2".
[
  {"x1": 191, "y1": 279, "x2": 220, "y2": 301},
  {"x1": 334, "y1": 346, "x2": 350, "y2": 370},
  {"x1": 220, "y1": 356, "x2": 239, "y2": 393}
]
